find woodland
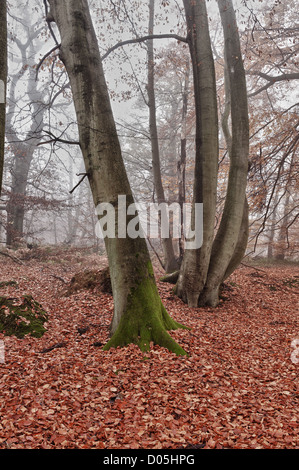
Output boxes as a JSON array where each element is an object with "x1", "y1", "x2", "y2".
[{"x1": 0, "y1": 0, "x2": 298, "y2": 452}]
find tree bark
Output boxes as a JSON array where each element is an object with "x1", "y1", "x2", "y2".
[
  {"x1": 147, "y1": 0, "x2": 179, "y2": 273},
  {"x1": 275, "y1": 191, "x2": 290, "y2": 260},
  {"x1": 176, "y1": 0, "x2": 219, "y2": 307},
  {"x1": 0, "y1": 0, "x2": 7, "y2": 195},
  {"x1": 6, "y1": 20, "x2": 45, "y2": 246},
  {"x1": 178, "y1": 58, "x2": 190, "y2": 262},
  {"x1": 219, "y1": 44, "x2": 249, "y2": 281},
  {"x1": 198, "y1": 0, "x2": 249, "y2": 306},
  {"x1": 47, "y1": 0, "x2": 187, "y2": 355},
  {"x1": 267, "y1": 190, "x2": 279, "y2": 259}
]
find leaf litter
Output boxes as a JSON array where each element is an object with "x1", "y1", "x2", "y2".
[{"x1": 0, "y1": 252, "x2": 298, "y2": 449}]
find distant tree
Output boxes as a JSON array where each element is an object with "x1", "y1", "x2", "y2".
[
  {"x1": 5, "y1": 30, "x2": 46, "y2": 246},
  {"x1": 243, "y1": 0, "x2": 299, "y2": 259},
  {"x1": 146, "y1": 0, "x2": 179, "y2": 273}
]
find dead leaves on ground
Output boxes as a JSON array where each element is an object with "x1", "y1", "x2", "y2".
[{"x1": 0, "y1": 256, "x2": 298, "y2": 449}]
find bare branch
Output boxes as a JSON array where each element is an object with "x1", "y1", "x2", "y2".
[
  {"x1": 37, "y1": 130, "x2": 80, "y2": 147},
  {"x1": 69, "y1": 173, "x2": 89, "y2": 194},
  {"x1": 35, "y1": 44, "x2": 61, "y2": 80},
  {"x1": 102, "y1": 34, "x2": 188, "y2": 61},
  {"x1": 248, "y1": 71, "x2": 299, "y2": 97}
]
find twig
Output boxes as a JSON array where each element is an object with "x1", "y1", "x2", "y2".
[
  {"x1": 0, "y1": 251, "x2": 25, "y2": 265},
  {"x1": 240, "y1": 262, "x2": 267, "y2": 273},
  {"x1": 44, "y1": 0, "x2": 60, "y2": 47},
  {"x1": 146, "y1": 236, "x2": 165, "y2": 271},
  {"x1": 35, "y1": 44, "x2": 61, "y2": 81},
  {"x1": 40, "y1": 342, "x2": 67, "y2": 354},
  {"x1": 69, "y1": 173, "x2": 89, "y2": 194},
  {"x1": 37, "y1": 130, "x2": 80, "y2": 147},
  {"x1": 50, "y1": 274, "x2": 67, "y2": 284}
]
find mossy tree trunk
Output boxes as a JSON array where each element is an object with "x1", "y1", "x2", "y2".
[
  {"x1": 0, "y1": 0, "x2": 7, "y2": 195},
  {"x1": 47, "y1": 0, "x2": 187, "y2": 355}
]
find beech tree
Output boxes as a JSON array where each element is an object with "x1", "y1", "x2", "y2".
[
  {"x1": 0, "y1": 0, "x2": 7, "y2": 194},
  {"x1": 46, "y1": 0, "x2": 188, "y2": 355},
  {"x1": 6, "y1": 26, "x2": 46, "y2": 246},
  {"x1": 175, "y1": 0, "x2": 249, "y2": 307},
  {"x1": 43, "y1": 0, "x2": 250, "y2": 355}
]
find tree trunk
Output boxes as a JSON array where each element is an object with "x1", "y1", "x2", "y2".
[
  {"x1": 176, "y1": 0, "x2": 219, "y2": 307},
  {"x1": 0, "y1": 0, "x2": 7, "y2": 195},
  {"x1": 275, "y1": 191, "x2": 290, "y2": 260},
  {"x1": 200, "y1": 0, "x2": 249, "y2": 306},
  {"x1": 219, "y1": 44, "x2": 249, "y2": 282},
  {"x1": 178, "y1": 58, "x2": 190, "y2": 262},
  {"x1": 6, "y1": 24, "x2": 45, "y2": 246},
  {"x1": 47, "y1": 0, "x2": 187, "y2": 355},
  {"x1": 267, "y1": 190, "x2": 279, "y2": 259},
  {"x1": 6, "y1": 144, "x2": 35, "y2": 246},
  {"x1": 147, "y1": 0, "x2": 178, "y2": 273}
]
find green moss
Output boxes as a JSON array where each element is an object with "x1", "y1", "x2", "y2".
[
  {"x1": 103, "y1": 264, "x2": 189, "y2": 356},
  {"x1": 0, "y1": 295, "x2": 48, "y2": 338},
  {"x1": 0, "y1": 280, "x2": 19, "y2": 288}
]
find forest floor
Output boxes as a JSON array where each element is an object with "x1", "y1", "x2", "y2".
[{"x1": 0, "y1": 247, "x2": 298, "y2": 450}]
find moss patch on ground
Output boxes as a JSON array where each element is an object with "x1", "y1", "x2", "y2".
[{"x1": 0, "y1": 295, "x2": 48, "y2": 338}]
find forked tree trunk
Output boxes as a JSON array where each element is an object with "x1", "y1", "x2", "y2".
[
  {"x1": 200, "y1": 0, "x2": 249, "y2": 306},
  {"x1": 0, "y1": 0, "x2": 7, "y2": 195},
  {"x1": 177, "y1": 0, "x2": 249, "y2": 307},
  {"x1": 47, "y1": 0, "x2": 187, "y2": 355},
  {"x1": 176, "y1": 0, "x2": 219, "y2": 307}
]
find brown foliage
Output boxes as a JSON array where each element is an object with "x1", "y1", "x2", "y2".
[{"x1": 0, "y1": 253, "x2": 298, "y2": 449}]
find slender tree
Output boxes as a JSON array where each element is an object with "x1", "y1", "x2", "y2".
[
  {"x1": 147, "y1": 0, "x2": 179, "y2": 273},
  {"x1": 6, "y1": 37, "x2": 45, "y2": 245},
  {"x1": 0, "y1": 0, "x2": 7, "y2": 194}
]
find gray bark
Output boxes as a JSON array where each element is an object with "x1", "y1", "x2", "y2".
[
  {"x1": 178, "y1": 58, "x2": 190, "y2": 261},
  {"x1": 175, "y1": 0, "x2": 249, "y2": 307},
  {"x1": 147, "y1": 0, "x2": 178, "y2": 273},
  {"x1": 198, "y1": 0, "x2": 249, "y2": 306},
  {"x1": 6, "y1": 20, "x2": 45, "y2": 246},
  {"x1": 47, "y1": 0, "x2": 187, "y2": 355},
  {"x1": 176, "y1": 0, "x2": 219, "y2": 307},
  {"x1": 267, "y1": 191, "x2": 279, "y2": 259},
  {"x1": 275, "y1": 191, "x2": 290, "y2": 260},
  {"x1": 220, "y1": 45, "x2": 249, "y2": 281}
]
